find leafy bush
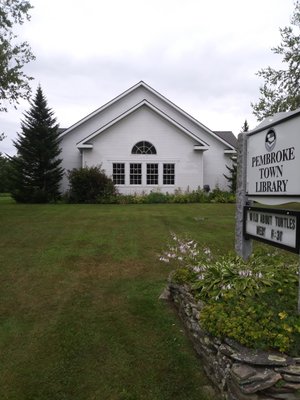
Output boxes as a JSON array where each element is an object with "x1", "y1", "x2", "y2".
[
  {"x1": 172, "y1": 267, "x2": 198, "y2": 285},
  {"x1": 209, "y1": 187, "x2": 236, "y2": 203},
  {"x1": 64, "y1": 185, "x2": 235, "y2": 204},
  {"x1": 200, "y1": 294, "x2": 300, "y2": 355},
  {"x1": 67, "y1": 166, "x2": 117, "y2": 203},
  {"x1": 144, "y1": 191, "x2": 169, "y2": 203},
  {"x1": 160, "y1": 234, "x2": 300, "y2": 355},
  {"x1": 113, "y1": 187, "x2": 233, "y2": 204}
]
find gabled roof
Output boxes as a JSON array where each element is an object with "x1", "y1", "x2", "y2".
[
  {"x1": 76, "y1": 100, "x2": 209, "y2": 150},
  {"x1": 59, "y1": 81, "x2": 236, "y2": 151},
  {"x1": 214, "y1": 131, "x2": 237, "y2": 149}
]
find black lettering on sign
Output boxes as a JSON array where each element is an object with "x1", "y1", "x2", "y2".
[
  {"x1": 275, "y1": 216, "x2": 296, "y2": 230},
  {"x1": 260, "y1": 214, "x2": 272, "y2": 224},
  {"x1": 251, "y1": 147, "x2": 295, "y2": 167},
  {"x1": 271, "y1": 229, "x2": 283, "y2": 242},
  {"x1": 256, "y1": 226, "x2": 266, "y2": 237},
  {"x1": 249, "y1": 212, "x2": 259, "y2": 222}
]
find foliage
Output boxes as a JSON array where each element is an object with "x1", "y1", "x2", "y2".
[
  {"x1": 224, "y1": 120, "x2": 248, "y2": 193},
  {"x1": 251, "y1": 1, "x2": 300, "y2": 121},
  {"x1": 62, "y1": 186, "x2": 235, "y2": 204},
  {"x1": 241, "y1": 120, "x2": 249, "y2": 133},
  {"x1": 67, "y1": 165, "x2": 117, "y2": 203},
  {"x1": 172, "y1": 267, "x2": 198, "y2": 285},
  {"x1": 200, "y1": 295, "x2": 300, "y2": 354},
  {"x1": 208, "y1": 187, "x2": 236, "y2": 203},
  {"x1": 159, "y1": 232, "x2": 213, "y2": 267},
  {"x1": 161, "y1": 234, "x2": 300, "y2": 354},
  {"x1": 223, "y1": 159, "x2": 237, "y2": 193},
  {"x1": 0, "y1": 154, "x2": 14, "y2": 192},
  {"x1": 144, "y1": 190, "x2": 169, "y2": 203},
  {"x1": 0, "y1": 134, "x2": 13, "y2": 192},
  {"x1": 97, "y1": 187, "x2": 235, "y2": 204},
  {"x1": 10, "y1": 86, "x2": 63, "y2": 203},
  {"x1": 0, "y1": 0, "x2": 35, "y2": 112}
]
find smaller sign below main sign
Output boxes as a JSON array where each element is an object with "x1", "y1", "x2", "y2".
[{"x1": 244, "y1": 207, "x2": 300, "y2": 253}]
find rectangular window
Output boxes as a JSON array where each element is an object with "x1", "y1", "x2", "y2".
[
  {"x1": 130, "y1": 163, "x2": 142, "y2": 184},
  {"x1": 163, "y1": 163, "x2": 175, "y2": 185},
  {"x1": 113, "y1": 163, "x2": 125, "y2": 184},
  {"x1": 147, "y1": 163, "x2": 158, "y2": 185}
]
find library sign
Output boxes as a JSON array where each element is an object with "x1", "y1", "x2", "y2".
[
  {"x1": 244, "y1": 207, "x2": 300, "y2": 253},
  {"x1": 246, "y1": 119, "x2": 300, "y2": 201},
  {"x1": 243, "y1": 111, "x2": 300, "y2": 253}
]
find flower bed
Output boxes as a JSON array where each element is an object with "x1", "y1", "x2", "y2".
[
  {"x1": 160, "y1": 234, "x2": 300, "y2": 355},
  {"x1": 164, "y1": 282, "x2": 300, "y2": 400},
  {"x1": 160, "y1": 234, "x2": 300, "y2": 398}
]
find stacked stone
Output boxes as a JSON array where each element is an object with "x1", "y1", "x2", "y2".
[{"x1": 164, "y1": 282, "x2": 300, "y2": 400}]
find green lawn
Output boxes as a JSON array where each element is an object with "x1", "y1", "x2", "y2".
[{"x1": 0, "y1": 202, "x2": 237, "y2": 400}]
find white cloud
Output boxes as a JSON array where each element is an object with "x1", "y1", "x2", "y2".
[{"x1": 0, "y1": 0, "x2": 295, "y2": 155}]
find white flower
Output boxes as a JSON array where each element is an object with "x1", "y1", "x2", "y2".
[
  {"x1": 239, "y1": 270, "x2": 252, "y2": 277},
  {"x1": 204, "y1": 247, "x2": 211, "y2": 255},
  {"x1": 159, "y1": 257, "x2": 169, "y2": 263}
]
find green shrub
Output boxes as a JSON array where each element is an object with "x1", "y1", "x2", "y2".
[
  {"x1": 160, "y1": 234, "x2": 300, "y2": 354},
  {"x1": 191, "y1": 252, "x2": 281, "y2": 300},
  {"x1": 114, "y1": 187, "x2": 234, "y2": 204},
  {"x1": 172, "y1": 267, "x2": 198, "y2": 285},
  {"x1": 201, "y1": 253, "x2": 300, "y2": 354},
  {"x1": 200, "y1": 293, "x2": 300, "y2": 354},
  {"x1": 209, "y1": 187, "x2": 236, "y2": 203},
  {"x1": 144, "y1": 191, "x2": 168, "y2": 203},
  {"x1": 67, "y1": 165, "x2": 117, "y2": 203},
  {"x1": 64, "y1": 185, "x2": 236, "y2": 204}
]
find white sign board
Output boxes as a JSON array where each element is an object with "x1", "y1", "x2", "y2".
[
  {"x1": 246, "y1": 115, "x2": 300, "y2": 204},
  {"x1": 244, "y1": 207, "x2": 300, "y2": 253}
]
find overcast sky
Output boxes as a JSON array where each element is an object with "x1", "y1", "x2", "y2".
[{"x1": 0, "y1": 0, "x2": 295, "y2": 155}]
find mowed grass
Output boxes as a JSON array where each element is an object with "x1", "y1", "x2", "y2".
[{"x1": 0, "y1": 201, "x2": 236, "y2": 400}]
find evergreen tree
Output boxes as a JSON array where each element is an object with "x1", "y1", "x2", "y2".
[
  {"x1": 224, "y1": 159, "x2": 237, "y2": 193},
  {"x1": 11, "y1": 85, "x2": 63, "y2": 203},
  {"x1": 251, "y1": 2, "x2": 300, "y2": 121},
  {"x1": 224, "y1": 120, "x2": 249, "y2": 193},
  {"x1": 241, "y1": 119, "x2": 249, "y2": 133},
  {"x1": 0, "y1": 155, "x2": 13, "y2": 193}
]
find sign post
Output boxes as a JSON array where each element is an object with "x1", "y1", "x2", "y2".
[
  {"x1": 235, "y1": 132, "x2": 252, "y2": 260},
  {"x1": 235, "y1": 109, "x2": 300, "y2": 314}
]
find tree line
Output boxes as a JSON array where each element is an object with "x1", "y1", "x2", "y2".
[{"x1": 1, "y1": 0, "x2": 300, "y2": 201}]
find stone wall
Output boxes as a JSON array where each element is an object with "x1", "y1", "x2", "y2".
[{"x1": 165, "y1": 282, "x2": 300, "y2": 400}]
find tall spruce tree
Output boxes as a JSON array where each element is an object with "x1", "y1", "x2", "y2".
[
  {"x1": 224, "y1": 120, "x2": 249, "y2": 193},
  {"x1": 11, "y1": 85, "x2": 63, "y2": 202}
]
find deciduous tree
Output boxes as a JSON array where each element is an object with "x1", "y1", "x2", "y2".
[
  {"x1": 251, "y1": 1, "x2": 300, "y2": 121},
  {"x1": 0, "y1": 0, "x2": 35, "y2": 112}
]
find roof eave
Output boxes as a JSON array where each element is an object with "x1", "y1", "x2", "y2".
[
  {"x1": 77, "y1": 99, "x2": 209, "y2": 148},
  {"x1": 194, "y1": 145, "x2": 209, "y2": 151},
  {"x1": 77, "y1": 144, "x2": 93, "y2": 149},
  {"x1": 59, "y1": 81, "x2": 235, "y2": 149},
  {"x1": 224, "y1": 149, "x2": 236, "y2": 154}
]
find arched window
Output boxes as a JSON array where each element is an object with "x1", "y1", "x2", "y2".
[{"x1": 132, "y1": 141, "x2": 157, "y2": 155}]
